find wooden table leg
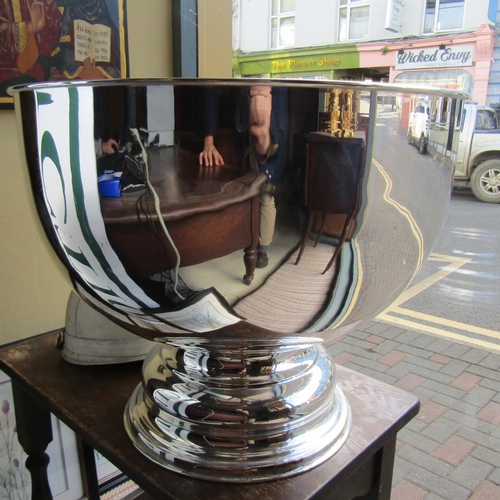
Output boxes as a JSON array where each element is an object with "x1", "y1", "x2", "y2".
[
  {"x1": 78, "y1": 437, "x2": 101, "y2": 500},
  {"x1": 355, "y1": 435, "x2": 397, "y2": 500},
  {"x1": 11, "y1": 380, "x2": 54, "y2": 500}
]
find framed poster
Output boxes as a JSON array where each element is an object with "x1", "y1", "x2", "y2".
[{"x1": 0, "y1": 0, "x2": 128, "y2": 109}]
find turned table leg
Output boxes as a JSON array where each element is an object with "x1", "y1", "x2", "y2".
[{"x1": 11, "y1": 380, "x2": 53, "y2": 500}]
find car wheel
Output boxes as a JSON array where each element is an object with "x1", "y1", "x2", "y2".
[
  {"x1": 407, "y1": 128, "x2": 413, "y2": 144},
  {"x1": 418, "y1": 134, "x2": 427, "y2": 155},
  {"x1": 470, "y1": 160, "x2": 500, "y2": 203}
]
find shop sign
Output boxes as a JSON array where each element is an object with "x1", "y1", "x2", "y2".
[
  {"x1": 271, "y1": 56, "x2": 342, "y2": 73},
  {"x1": 385, "y1": 0, "x2": 403, "y2": 33},
  {"x1": 395, "y1": 45, "x2": 473, "y2": 70}
]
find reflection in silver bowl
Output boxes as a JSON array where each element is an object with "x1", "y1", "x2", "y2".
[{"x1": 11, "y1": 79, "x2": 466, "y2": 482}]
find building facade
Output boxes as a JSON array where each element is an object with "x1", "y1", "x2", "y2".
[{"x1": 232, "y1": 0, "x2": 498, "y2": 104}]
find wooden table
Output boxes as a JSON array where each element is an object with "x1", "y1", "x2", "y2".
[
  {"x1": 100, "y1": 147, "x2": 266, "y2": 284},
  {"x1": 0, "y1": 331, "x2": 419, "y2": 500}
]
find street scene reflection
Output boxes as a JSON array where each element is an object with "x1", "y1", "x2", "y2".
[{"x1": 15, "y1": 81, "x2": 462, "y2": 340}]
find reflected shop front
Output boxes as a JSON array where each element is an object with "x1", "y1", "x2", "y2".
[{"x1": 12, "y1": 79, "x2": 466, "y2": 482}]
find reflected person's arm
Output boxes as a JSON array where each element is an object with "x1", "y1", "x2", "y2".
[
  {"x1": 199, "y1": 87, "x2": 225, "y2": 167},
  {"x1": 199, "y1": 135, "x2": 224, "y2": 167}
]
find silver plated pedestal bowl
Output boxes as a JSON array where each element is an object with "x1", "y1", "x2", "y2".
[{"x1": 11, "y1": 79, "x2": 466, "y2": 482}]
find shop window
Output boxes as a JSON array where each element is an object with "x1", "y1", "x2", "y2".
[
  {"x1": 338, "y1": 0, "x2": 370, "y2": 42},
  {"x1": 423, "y1": 0, "x2": 465, "y2": 33},
  {"x1": 271, "y1": 0, "x2": 295, "y2": 48}
]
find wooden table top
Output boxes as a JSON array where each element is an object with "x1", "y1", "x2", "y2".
[
  {"x1": 100, "y1": 147, "x2": 266, "y2": 224},
  {"x1": 0, "y1": 332, "x2": 419, "y2": 500}
]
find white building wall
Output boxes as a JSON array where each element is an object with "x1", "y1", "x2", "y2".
[{"x1": 234, "y1": 0, "x2": 493, "y2": 53}]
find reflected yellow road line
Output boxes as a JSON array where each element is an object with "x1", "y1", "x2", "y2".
[
  {"x1": 377, "y1": 312, "x2": 500, "y2": 354},
  {"x1": 387, "y1": 254, "x2": 471, "y2": 308},
  {"x1": 378, "y1": 253, "x2": 500, "y2": 352}
]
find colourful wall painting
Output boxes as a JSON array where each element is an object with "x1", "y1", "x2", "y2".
[{"x1": 0, "y1": 0, "x2": 128, "y2": 108}]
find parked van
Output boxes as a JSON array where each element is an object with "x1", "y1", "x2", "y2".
[{"x1": 407, "y1": 101, "x2": 430, "y2": 154}]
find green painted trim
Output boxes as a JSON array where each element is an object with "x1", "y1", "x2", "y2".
[{"x1": 233, "y1": 45, "x2": 360, "y2": 76}]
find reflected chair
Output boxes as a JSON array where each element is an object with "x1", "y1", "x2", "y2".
[{"x1": 294, "y1": 133, "x2": 365, "y2": 274}]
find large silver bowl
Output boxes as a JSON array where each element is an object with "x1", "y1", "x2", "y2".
[{"x1": 11, "y1": 79, "x2": 466, "y2": 482}]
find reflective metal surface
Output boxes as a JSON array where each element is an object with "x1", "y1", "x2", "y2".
[{"x1": 11, "y1": 78, "x2": 466, "y2": 481}]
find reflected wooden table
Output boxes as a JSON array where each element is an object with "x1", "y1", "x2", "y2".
[
  {"x1": 100, "y1": 147, "x2": 266, "y2": 285},
  {"x1": 0, "y1": 331, "x2": 419, "y2": 500}
]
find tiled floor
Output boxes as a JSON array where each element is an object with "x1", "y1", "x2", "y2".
[{"x1": 327, "y1": 320, "x2": 500, "y2": 500}]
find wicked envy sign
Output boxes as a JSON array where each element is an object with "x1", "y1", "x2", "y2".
[{"x1": 395, "y1": 45, "x2": 473, "y2": 70}]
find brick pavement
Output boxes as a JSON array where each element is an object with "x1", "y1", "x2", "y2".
[{"x1": 327, "y1": 320, "x2": 500, "y2": 500}]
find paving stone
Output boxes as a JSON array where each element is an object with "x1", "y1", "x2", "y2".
[
  {"x1": 412, "y1": 385, "x2": 438, "y2": 404},
  {"x1": 326, "y1": 343, "x2": 349, "y2": 356},
  {"x1": 344, "y1": 344, "x2": 381, "y2": 361},
  {"x1": 425, "y1": 494, "x2": 447, "y2": 500},
  {"x1": 448, "y1": 456, "x2": 494, "y2": 490},
  {"x1": 421, "y1": 416, "x2": 461, "y2": 443},
  {"x1": 398, "y1": 427, "x2": 440, "y2": 454},
  {"x1": 468, "y1": 364, "x2": 500, "y2": 383},
  {"x1": 422, "y1": 379, "x2": 466, "y2": 400},
  {"x1": 397, "y1": 445, "x2": 454, "y2": 477},
  {"x1": 479, "y1": 353, "x2": 500, "y2": 371},
  {"x1": 408, "y1": 334, "x2": 438, "y2": 349},
  {"x1": 426, "y1": 338, "x2": 454, "y2": 354},
  {"x1": 431, "y1": 393, "x2": 483, "y2": 417},
  {"x1": 332, "y1": 351, "x2": 357, "y2": 366},
  {"x1": 456, "y1": 426, "x2": 500, "y2": 453},
  {"x1": 463, "y1": 386, "x2": 496, "y2": 408},
  {"x1": 476, "y1": 401, "x2": 500, "y2": 426},
  {"x1": 416, "y1": 401, "x2": 448, "y2": 424},
  {"x1": 378, "y1": 350, "x2": 407, "y2": 366},
  {"x1": 459, "y1": 348, "x2": 490, "y2": 364},
  {"x1": 432, "y1": 435, "x2": 477, "y2": 466},
  {"x1": 405, "y1": 355, "x2": 446, "y2": 371},
  {"x1": 392, "y1": 454, "x2": 415, "y2": 486},
  {"x1": 488, "y1": 468, "x2": 500, "y2": 486},
  {"x1": 430, "y1": 353, "x2": 452, "y2": 365},
  {"x1": 362, "y1": 321, "x2": 390, "y2": 335},
  {"x1": 397, "y1": 344, "x2": 433, "y2": 359},
  {"x1": 373, "y1": 324, "x2": 406, "y2": 339},
  {"x1": 343, "y1": 362, "x2": 398, "y2": 385},
  {"x1": 472, "y1": 445, "x2": 500, "y2": 468},
  {"x1": 393, "y1": 330, "x2": 421, "y2": 345},
  {"x1": 365, "y1": 334, "x2": 385, "y2": 344},
  {"x1": 385, "y1": 360, "x2": 418, "y2": 379},
  {"x1": 405, "y1": 418, "x2": 428, "y2": 433},
  {"x1": 342, "y1": 336, "x2": 380, "y2": 351},
  {"x1": 394, "y1": 373, "x2": 426, "y2": 392},
  {"x1": 479, "y1": 377, "x2": 500, "y2": 394},
  {"x1": 372, "y1": 339, "x2": 400, "y2": 355},
  {"x1": 450, "y1": 372, "x2": 482, "y2": 391},
  {"x1": 344, "y1": 356, "x2": 389, "y2": 373},
  {"x1": 438, "y1": 358, "x2": 470, "y2": 378},
  {"x1": 445, "y1": 409, "x2": 495, "y2": 434},
  {"x1": 391, "y1": 479, "x2": 428, "y2": 500},
  {"x1": 348, "y1": 329, "x2": 369, "y2": 340},
  {"x1": 406, "y1": 465, "x2": 471, "y2": 500},
  {"x1": 442, "y1": 343, "x2": 471, "y2": 359},
  {"x1": 412, "y1": 366, "x2": 456, "y2": 385},
  {"x1": 470, "y1": 481, "x2": 500, "y2": 500}
]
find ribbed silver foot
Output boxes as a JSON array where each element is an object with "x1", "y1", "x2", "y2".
[{"x1": 124, "y1": 338, "x2": 351, "y2": 482}]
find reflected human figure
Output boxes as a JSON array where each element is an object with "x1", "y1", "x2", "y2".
[{"x1": 199, "y1": 86, "x2": 288, "y2": 268}]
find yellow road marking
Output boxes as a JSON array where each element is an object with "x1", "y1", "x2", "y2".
[{"x1": 378, "y1": 253, "x2": 500, "y2": 352}]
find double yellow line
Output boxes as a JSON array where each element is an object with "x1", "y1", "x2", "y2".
[{"x1": 379, "y1": 253, "x2": 500, "y2": 354}]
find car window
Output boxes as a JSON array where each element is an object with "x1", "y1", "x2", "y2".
[{"x1": 476, "y1": 110, "x2": 498, "y2": 131}]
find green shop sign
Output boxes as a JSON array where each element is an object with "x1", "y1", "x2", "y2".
[{"x1": 234, "y1": 46, "x2": 359, "y2": 76}]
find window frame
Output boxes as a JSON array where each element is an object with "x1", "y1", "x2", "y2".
[
  {"x1": 423, "y1": 0, "x2": 465, "y2": 35},
  {"x1": 271, "y1": 0, "x2": 296, "y2": 49},
  {"x1": 338, "y1": 0, "x2": 371, "y2": 43}
]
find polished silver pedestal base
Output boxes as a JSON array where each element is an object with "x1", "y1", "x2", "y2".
[{"x1": 124, "y1": 338, "x2": 352, "y2": 482}]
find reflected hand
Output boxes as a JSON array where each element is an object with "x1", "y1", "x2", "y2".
[
  {"x1": 27, "y1": 1, "x2": 46, "y2": 36},
  {"x1": 199, "y1": 136, "x2": 224, "y2": 167},
  {"x1": 102, "y1": 139, "x2": 119, "y2": 155}
]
